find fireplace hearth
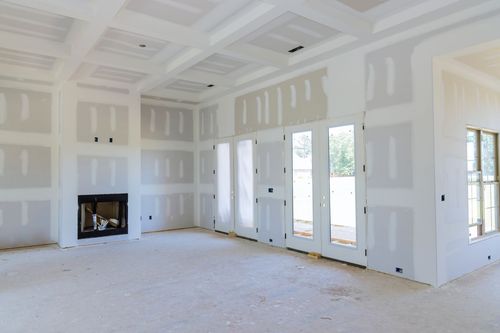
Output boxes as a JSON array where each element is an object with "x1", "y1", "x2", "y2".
[{"x1": 78, "y1": 193, "x2": 128, "y2": 239}]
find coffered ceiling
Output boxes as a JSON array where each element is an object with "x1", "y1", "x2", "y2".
[{"x1": 0, "y1": 0, "x2": 498, "y2": 103}]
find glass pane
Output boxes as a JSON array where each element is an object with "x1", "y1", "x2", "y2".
[
  {"x1": 482, "y1": 132, "x2": 497, "y2": 182},
  {"x1": 329, "y1": 125, "x2": 356, "y2": 247},
  {"x1": 483, "y1": 183, "x2": 499, "y2": 233},
  {"x1": 217, "y1": 143, "x2": 231, "y2": 224},
  {"x1": 468, "y1": 182, "x2": 481, "y2": 227},
  {"x1": 292, "y1": 131, "x2": 313, "y2": 239},
  {"x1": 467, "y1": 130, "x2": 479, "y2": 172},
  {"x1": 237, "y1": 140, "x2": 254, "y2": 228}
]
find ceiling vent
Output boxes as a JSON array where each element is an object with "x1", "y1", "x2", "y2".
[{"x1": 288, "y1": 45, "x2": 304, "y2": 53}]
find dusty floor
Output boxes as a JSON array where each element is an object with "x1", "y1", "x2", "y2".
[{"x1": 1, "y1": 228, "x2": 499, "y2": 333}]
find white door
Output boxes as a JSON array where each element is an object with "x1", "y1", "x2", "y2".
[
  {"x1": 285, "y1": 123, "x2": 322, "y2": 253},
  {"x1": 320, "y1": 116, "x2": 367, "y2": 266},
  {"x1": 215, "y1": 139, "x2": 234, "y2": 233},
  {"x1": 198, "y1": 140, "x2": 215, "y2": 230},
  {"x1": 234, "y1": 134, "x2": 257, "y2": 239},
  {"x1": 256, "y1": 128, "x2": 286, "y2": 247}
]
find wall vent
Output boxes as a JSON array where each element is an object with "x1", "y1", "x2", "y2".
[{"x1": 288, "y1": 45, "x2": 304, "y2": 53}]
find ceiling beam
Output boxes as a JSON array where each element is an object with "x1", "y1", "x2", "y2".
[
  {"x1": 137, "y1": 2, "x2": 288, "y2": 93},
  {"x1": 0, "y1": 64, "x2": 55, "y2": 82},
  {"x1": 85, "y1": 51, "x2": 162, "y2": 75},
  {"x1": 109, "y1": 10, "x2": 210, "y2": 48},
  {"x1": 55, "y1": 0, "x2": 129, "y2": 84},
  {"x1": 0, "y1": 30, "x2": 70, "y2": 59},
  {"x1": 3, "y1": 0, "x2": 95, "y2": 21}
]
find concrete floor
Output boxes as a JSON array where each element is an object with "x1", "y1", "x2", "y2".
[{"x1": 1, "y1": 228, "x2": 499, "y2": 333}]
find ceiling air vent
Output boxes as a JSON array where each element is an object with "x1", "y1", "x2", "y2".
[{"x1": 288, "y1": 45, "x2": 304, "y2": 53}]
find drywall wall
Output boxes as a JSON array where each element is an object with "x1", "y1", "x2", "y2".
[
  {"x1": 432, "y1": 14, "x2": 500, "y2": 285},
  {"x1": 59, "y1": 83, "x2": 141, "y2": 247},
  {"x1": 195, "y1": 26, "x2": 442, "y2": 286},
  {"x1": 0, "y1": 83, "x2": 57, "y2": 249},
  {"x1": 140, "y1": 99, "x2": 195, "y2": 233}
]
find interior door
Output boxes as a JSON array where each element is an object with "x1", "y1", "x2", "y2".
[
  {"x1": 198, "y1": 140, "x2": 215, "y2": 230},
  {"x1": 320, "y1": 116, "x2": 367, "y2": 266},
  {"x1": 215, "y1": 139, "x2": 234, "y2": 233},
  {"x1": 285, "y1": 123, "x2": 322, "y2": 253},
  {"x1": 234, "y1": 134, "x2": 257, "y2": 239},
  {"x1": 256, "y1": 128, "x2": 286, "y2": 247}
]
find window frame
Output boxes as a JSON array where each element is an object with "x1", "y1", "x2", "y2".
[{"x1": 467, "y1": 126, "x2": 500, "y2": 242}]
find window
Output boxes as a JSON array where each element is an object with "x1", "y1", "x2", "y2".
[{"x1": 467, "y1": 128, "x2": 499, "y2": 240}]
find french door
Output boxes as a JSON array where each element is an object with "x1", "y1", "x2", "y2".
[
  {"x1": 215, "y1": 139, "x2": 234, "y2": 233},
  {"x1": 234, "y1": 134, "x2": 257, "y2": 239},
  {"x1": 285, "y1": 116, "x2": 367, "y2": 265}
]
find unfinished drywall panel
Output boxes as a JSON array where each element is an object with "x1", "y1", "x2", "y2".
[
  {"x1": 199, "y1": 149, "x2": 215, "y2": 184},
  {"x1": 365, "y1": 40, "x2": 417, "y2": 110},
  {"x1": 0, "y1": 200, "x2": 51, "y2": 249},
  {"x1": 141, "y1": 150, "x2": 194, "y2": 184},
  {"x1": 77, "y1": 102, "x2": 129, "y2": 145},
  {"x1": 235, "y1": 69, "x2": 328, "y2": 135},
  {"x1": 257, "y1": 197, "x2": 285, "y2": 247},
  {"x1": 0, "y1": 144, "x2": 51, "y2": 188},
  {"x1": 0, "y1": 87, "x2": 51, "y2": 133},
  {"x1": 435, "y1": 66, "x2": 500, "y2": 284},
  {"x1": 141, "y1": 104, "x2": 193, "y2": 142},
  {"x1": 199, "y1": 193, "x2": 214, "y2": 230},
  {"x1": 199, "y1": 104, "x2": 218, "y2": 141},
  {"x1": 77, "y1": 155, "x2": 128, "y2": 194},
  {"x1": 257, "y1": 141, "x2": 285, "y2": 186},
  {"x1": 365, "y1": 123, "x2": 413, "y2": 189},
  {"x1": 141, "y1": 193, "x2": 194, "y2": 232},
  {"x1": 367, "y1": 206, "x2": 415, "y2": 280},
  {"x1": 327, "y1": 52, "x2": 365, "y2": 118}
]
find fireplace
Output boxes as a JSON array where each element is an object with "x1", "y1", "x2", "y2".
[{"x1": 78, "y1": 193, "x2": 128, "y2": 239}]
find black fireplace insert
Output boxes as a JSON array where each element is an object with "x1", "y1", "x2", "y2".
[{"x1": 78, "y1": 193, "x2": 128, "y2": 239}]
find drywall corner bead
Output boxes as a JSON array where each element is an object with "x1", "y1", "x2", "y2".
[
  {"x1": 199, "y1": 104, "x2": 219, "y2": 141},
  {"x1": 0, "y1": 87, "x2": 51, "y2": 133},
  {"x1": 234, "y1": 68, "x2": 328, "y2": 135}
]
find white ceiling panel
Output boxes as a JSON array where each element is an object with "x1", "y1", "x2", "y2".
[
  {"x1": 0, "y1": 2, "x2": 73, "y2": 42},
  {"x1": 166, "y1": 79, "x2": 211, "y2": 93},
  {"x1": 457, "y1": 47, "x2": 500, "y2": 81},
  {"x1": 190, "y1": 53, "x2": 249, "y2": 76},
  {"x1": 242, "y1": 12, "x2": 340, "y2": 54},
  {"x1": 96, "y1": 28, "x2": 169, "y2": 60},
  {"x1": 337, "y1": 0, "x2": 389, "y2": 13},
  {"x1": 0, "y1": 47, "x2": 56, "y2": 70},
  {"x1": 91, "y1": 66, "x2": 148, "y2": 84},
  {"x1": 126, "y1": 0, "x2": 222, "y2": 27}
]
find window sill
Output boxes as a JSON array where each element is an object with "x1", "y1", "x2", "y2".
[{"x1": 469, "y1": 232, "x2": 500, "y2": 245}]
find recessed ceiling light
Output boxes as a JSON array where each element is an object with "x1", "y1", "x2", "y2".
[
  {"x1": 138, "y1": 44, "x2": 147, "y2": 48},
  {"x1": 207, "y1": 84, "x2": 214, "y2": 88}
]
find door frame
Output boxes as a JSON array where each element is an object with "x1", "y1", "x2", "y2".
[
  {"x1": 319, "y1": 114, "x2": 367, "y2": 266},
  {"x1": 284, "y1": 122, "x2": 322, "y2": 253}
]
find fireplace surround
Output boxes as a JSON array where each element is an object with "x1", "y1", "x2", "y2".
[{"x1": 78, "y1": 193, "x2": 128, "y2": 239}]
